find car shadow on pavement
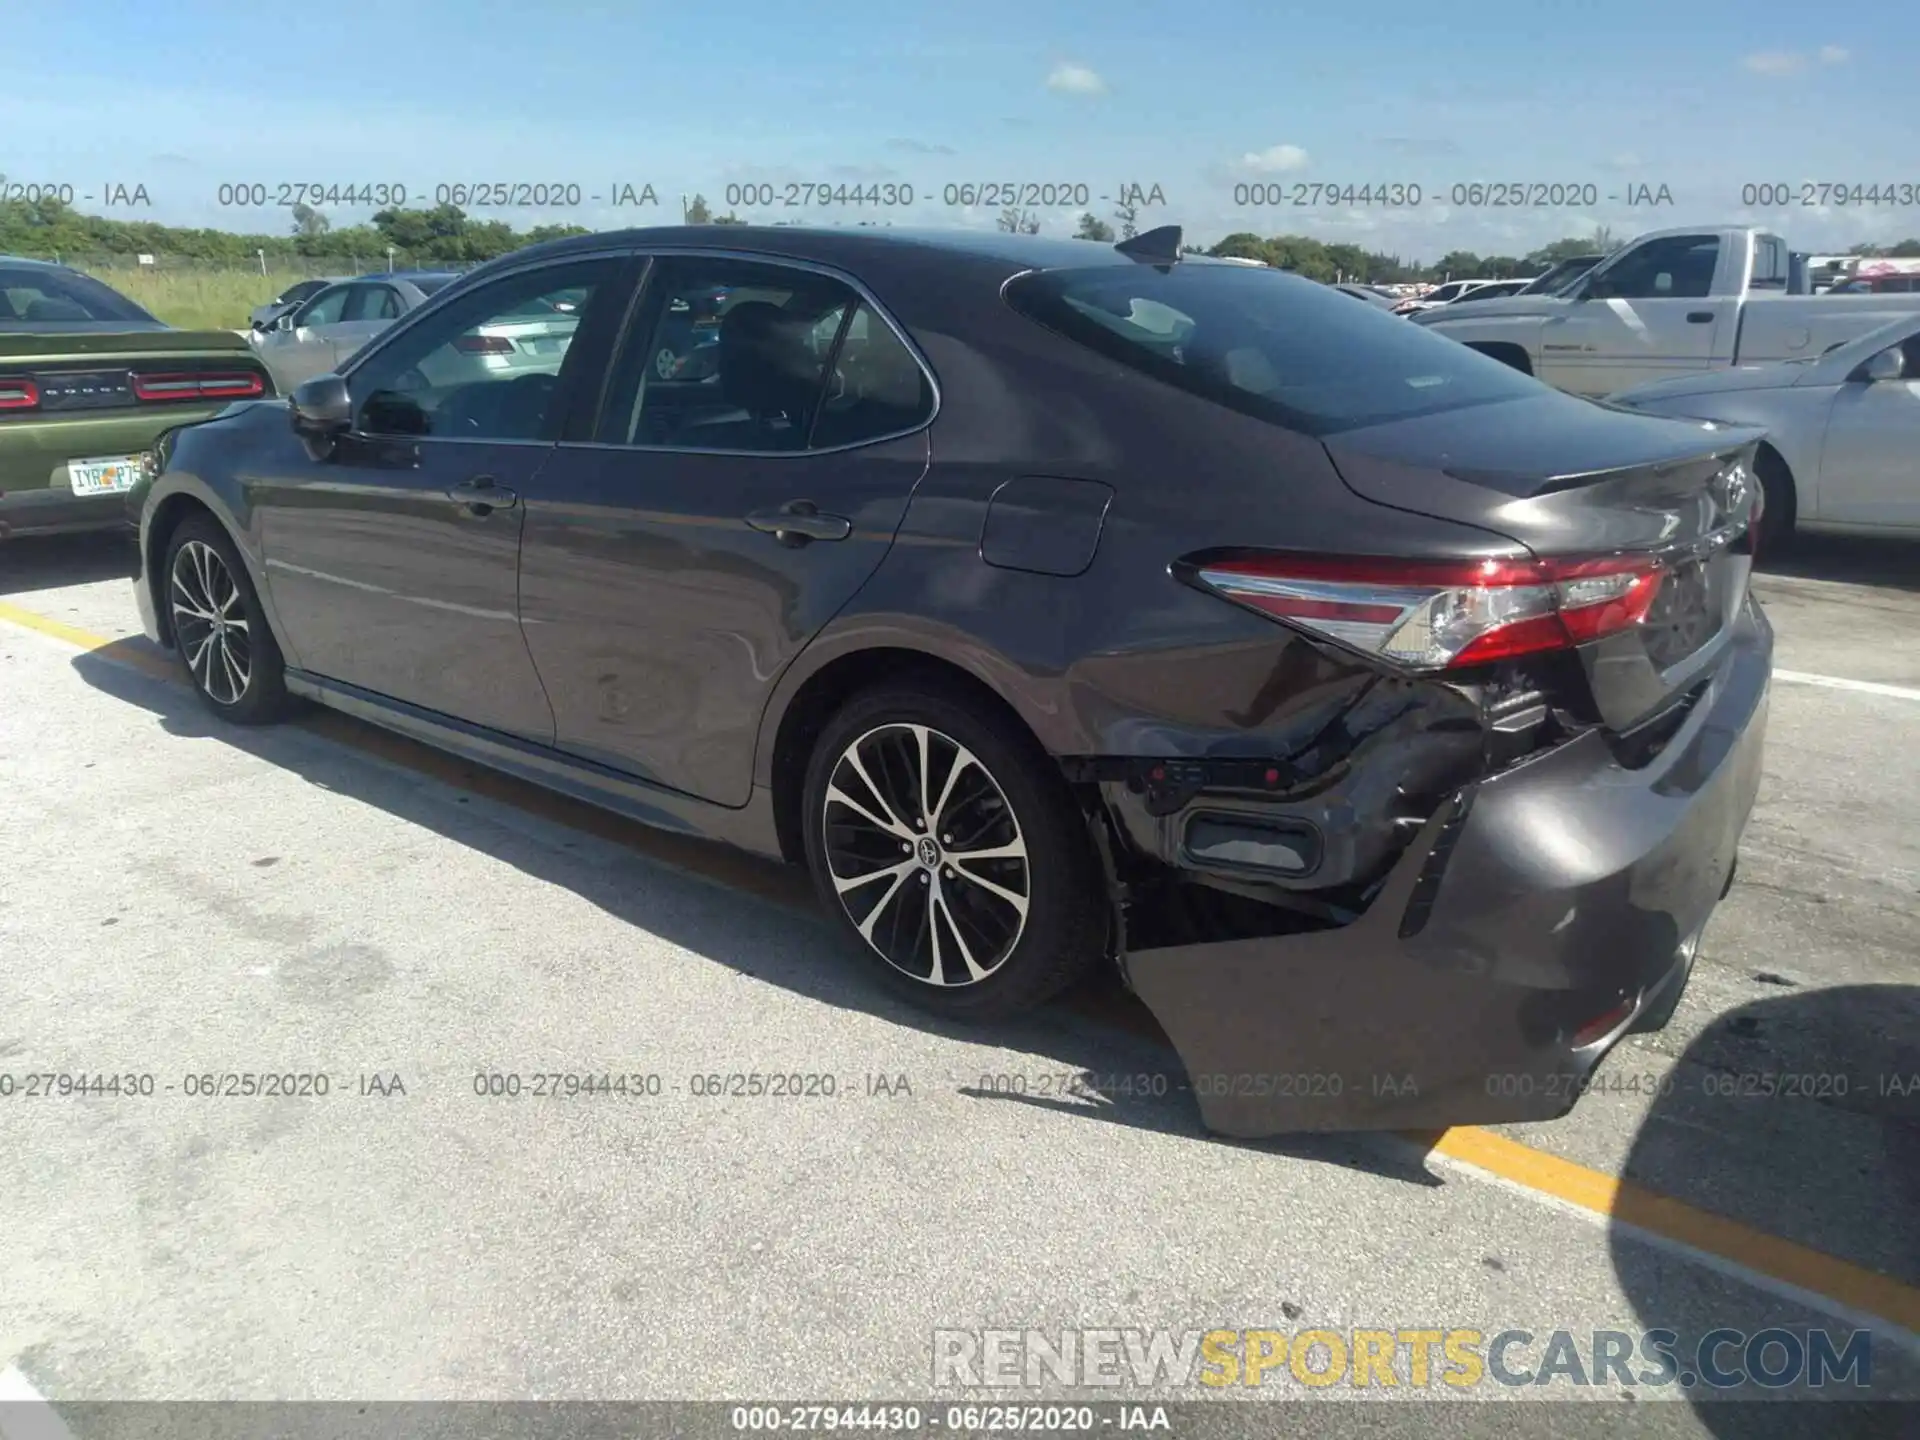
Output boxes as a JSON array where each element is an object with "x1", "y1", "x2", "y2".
[
  {"x1": 0, "y1": 532, "x2": 139, "y2": 597},
  {"x1": 1758, "y1": 533, "x2": 1920, "y2": 594},
  {"x1": 68, "y1": 638, "x2": 1438, "y2": 1189},
  {"x1": 1608, "y1": 983, "x2": 1920, "y2": 1430}
]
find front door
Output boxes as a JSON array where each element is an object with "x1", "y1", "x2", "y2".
[
  {"x1": 255, "y1": 281, "x2": 352, "y2": 391},
  {"x1": 517, "y1": 255, "x2": 935, "y2": 805},
  {"x1": 1817, "y1": 328, "x2": 1920, "y2": 531},
  {"x1": 1542, "y1": 233, "x2": 1735, "y2": 395},
  {"x1": 254, "y1": 254, "x2": 628, "y2": 743}
]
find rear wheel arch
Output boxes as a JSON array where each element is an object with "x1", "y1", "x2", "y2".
[
  {"x1": 767, "y1": 647, "x2": 1058, "y2": 867},
  {"x1": 146, "y1": 493, "x2": 223, "y2": 647},
  {"x1": 1464, "y1": 341, "x2": 1533, "y2": 375}
]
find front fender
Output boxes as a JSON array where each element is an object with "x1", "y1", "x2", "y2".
[{"x1": 134, "y1": 409, "x2": 302, "y2": 668}]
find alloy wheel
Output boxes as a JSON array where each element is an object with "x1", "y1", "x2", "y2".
[
  {"x1": 820, "y1": 723, "x2": 1031, "y2": 987},
  {"x1": 170, "y1": 539, "x2": 253, "y2": 707}
]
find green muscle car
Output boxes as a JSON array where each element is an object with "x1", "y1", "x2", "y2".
[{"x1": 0, "y1": 257, "x2": 276, "y2": 540}]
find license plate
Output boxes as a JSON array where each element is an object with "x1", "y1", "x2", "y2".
[{"x1": 67, "y1": 454, "x2": 145, "y2": 497}]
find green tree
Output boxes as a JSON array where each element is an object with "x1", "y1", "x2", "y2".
[
  {"x1": 1113, "y1": 201, "x2": 1139, "y2": 240},
  {"x1": 289, "y1": 203, "x2": 329, "y2": 238},
  {"x1": 996, "y1": 206, "x2": 1041, "y2": 234},
  {"x1": 712, "y1": 212, "x2": 748, "y2": 225},
  {"x1": 1074, "y1": 212, "x2": 1115, "y2": 242},
  {"x1": 684, "y1": 193, "x2": 714, "y2": 224},
  {"x1": 1209, "y1": 232, "x2": 1272, "y2": 263}
]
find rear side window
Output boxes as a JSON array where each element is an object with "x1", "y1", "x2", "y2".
[
  {"x1": 0, "y1": 266, "x2": 157, "y2": 325},
  {"x1": 1003, "y1": 263, "x2": 1542, "y2": 435},
  {"x1": 596, "y1": 257, "x2": 932, "y2": 452}
]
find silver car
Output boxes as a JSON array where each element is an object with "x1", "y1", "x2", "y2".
[
  {"x1": 247, "y1": 276, "x2": 349, "y2": 332},
  {"x1": 1608, "y1": 314, "x2": 1920, "y2": 542},
  {"x1": 251, "y1": 273, "x2": 461, "y2": 390}
]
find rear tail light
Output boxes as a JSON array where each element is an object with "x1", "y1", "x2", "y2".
[
  {"x1": 454, "y1": 334, "x2": 515, "y2": 354},
  {"x1": 132, "y1": 372, "x2": 266, "y2": 402},
  {"x1": 0, "y1": 378, "x2": 39, "y2": 410},
  {"x1": 1193, "y1": 553, "x2": 1667, "y2": 671}
]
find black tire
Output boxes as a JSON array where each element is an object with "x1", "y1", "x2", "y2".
[
  {"x1": 801, "y1": 681, "x2": 1108, "y2": 1021},
  {"x1": 162, "y1": 514, "x2": 292, "y2": 725},
  {"x1": 1752, "y1": 447, "x2": 1796, "y2": 555}
]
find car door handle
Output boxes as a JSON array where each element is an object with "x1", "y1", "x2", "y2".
[
  {"x1": 1686, "y1": 311, "x2": 1714, "y2": 324},
  {"x1": 447, "y1": 476, "x2": 518, "y2": 513},
  {"x1": 745, "y1": 501, "x2": 852, "y2": 545}
]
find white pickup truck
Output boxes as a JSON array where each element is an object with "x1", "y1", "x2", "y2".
[{"x1": 1409, "y1": 225, "x2": 1920, "y2": 396}]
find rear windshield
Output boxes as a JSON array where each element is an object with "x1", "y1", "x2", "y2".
[
  {"x1": 0, "y1": 266, "x2": 158, "y2": 325},
  {"x1": 410, "y1": 274, "x2": 457, "y2": 296},
  {"x1": 1005, "y1": 264, "x2": 1541, "y2": 435}
]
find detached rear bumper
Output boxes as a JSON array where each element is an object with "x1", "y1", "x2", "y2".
[{"x1": 1126, "y1": 598, "x2": 1772, "y2": 1136}]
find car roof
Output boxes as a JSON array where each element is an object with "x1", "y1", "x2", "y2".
[
  {"x1": 0, "y1": 255, "x2": 78, "y2": 272},
  {"x1": 482, "y1": 225, "x2": 1192, "y2": 279}
]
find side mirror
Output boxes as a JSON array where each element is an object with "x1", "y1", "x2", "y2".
[
  {"x1": 1859, "y1": 346, "x2": 1906, "y2": 383},
  {"x1": 290, "y1": 374, "x2": 353, "y2": 437}
]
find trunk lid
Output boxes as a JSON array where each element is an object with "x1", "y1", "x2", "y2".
[
  {"x1": 0, "y1": 328, "x2": 253, "y2": 358},
  {"x1": 1322, "y1": 392, "x2": 1764, "y2": 732}
]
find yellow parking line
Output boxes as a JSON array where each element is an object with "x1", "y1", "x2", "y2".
[
  {"x1": 0, "y1": 600, "x2": 143, "y2": 657},
  {"x1": 5, "y1": 597, "x2": 1919, "y2": 1337},
  {"x1": 1430, "y1": 1127, "x2": 1920, "y2": 1333}
]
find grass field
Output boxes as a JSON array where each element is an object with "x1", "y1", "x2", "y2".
[{"x1": 83, "y1": 267, "x2": 290, "y2": 330}]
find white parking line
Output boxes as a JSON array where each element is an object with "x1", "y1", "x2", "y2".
[
  {"x1": 0, "y1": 1366, "x2": 75, "y2": 1440},
  {"x1": 1774, "y1": 669, "x2": 1920, "y2": 703}
]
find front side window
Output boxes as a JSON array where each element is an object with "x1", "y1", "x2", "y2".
[
  {"x1": 1005, "y1": 262, "x2": 1543, "y2": 436},
  {"x1": 348, "y1": 257, "x2": 619, "y2": 442},
  {"x1": 295, "y1": 286, "x2": 351, "y2": 327},
  {"x1": 597, "y1": 257, "x2": 931, "y2": 453},
  {"x1": 341, "y1": 285, "x2": 401, "y2": 322},
  {"x1": 1589, "y1": 236, "x2": 1720, "y2": 300}
]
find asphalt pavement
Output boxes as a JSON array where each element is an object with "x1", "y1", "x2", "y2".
[{"x1": 0, "y1": 529, "x2": 1915, "y2": 1439}]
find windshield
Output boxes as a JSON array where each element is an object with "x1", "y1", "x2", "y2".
[
  {"x1": 1005, "y1": 263, "x2": 1544, "y2": 436},
  {"x1": 0, "y1": 265, "x2": 159, "y2": 325}
]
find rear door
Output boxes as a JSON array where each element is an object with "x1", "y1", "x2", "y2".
[
  {"x1": 1544, "y1": 234, "x2": 1738, "y2": 395},
  {"x1": 515, "y1": 252, "x2": 935, "y2": 806}
]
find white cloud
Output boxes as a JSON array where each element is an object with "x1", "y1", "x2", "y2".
[
  {"x1": 1238, "y1": 144, "x2": 1310, "y2": 173},
  {"x1": 1045, "y1": 63, "x2": 1106, "y2": 96},
  {"x1": 1743, "y1": 46, "x2": 1848, "y2": 74}
]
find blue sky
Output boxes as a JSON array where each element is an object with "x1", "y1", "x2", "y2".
[{"x1": 9, "y1": 0, "x2": 1920, "y2": 259}]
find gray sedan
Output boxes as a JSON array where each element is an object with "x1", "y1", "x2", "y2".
[
  {"x1": 1608, "y1": 315, "x2": 1920, "y2": 543},
  {"x1": 250, "y1": 273, "x2": 459, "y2": 390},
  {"x1": 247, "y1": 276, "x2": 349, "y2": 331}
]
